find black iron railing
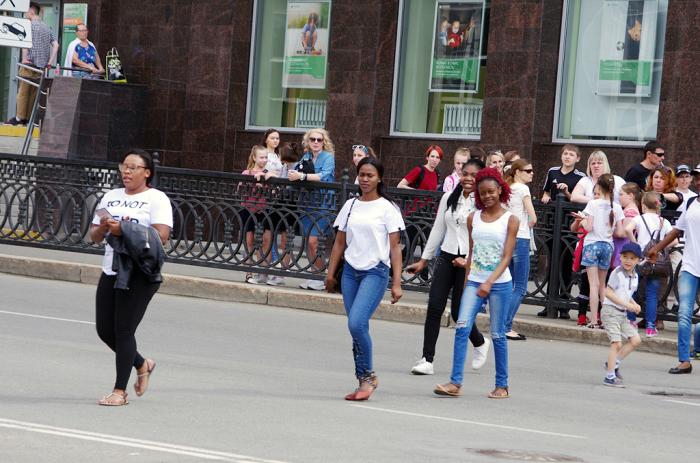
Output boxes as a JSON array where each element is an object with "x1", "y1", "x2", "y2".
[{"x1": 0, "y1": 153, "x2": 696, "y2": 323}]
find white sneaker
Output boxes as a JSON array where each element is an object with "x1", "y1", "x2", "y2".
[
  {"x1": 306, "y1": 280, "x2": 326, "y2": 291},
  {"x1": 411, "y1": 357, "x2": 434, "y2": 375},
  {"x1": 472, "y1": 338, "x2": 490, "y2": 370},
  {"x1": 266, "y1": 276, "x2": 285, "y2": 286},
  {"x1": 247, "y1": 274, "x2": 268, "y2": 285},
  {"x1": 299, "y1": 280, "x2": 310, "y2": 289}
]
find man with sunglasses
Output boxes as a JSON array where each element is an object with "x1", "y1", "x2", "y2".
[{"x1": 624, "y1": 141, "x2": 666, "y2": 191}]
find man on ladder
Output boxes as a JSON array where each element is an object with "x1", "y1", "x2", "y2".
[{"x1": 5, "y1": 2, "x2": 58, "y2": 126}]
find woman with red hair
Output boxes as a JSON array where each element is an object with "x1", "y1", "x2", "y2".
[
  {"x1": 397, "y1": 145, "x2": 443, "y2": 190},
  {"x1": 434, "y1": 168, "x2": 519, "y2": 399}
]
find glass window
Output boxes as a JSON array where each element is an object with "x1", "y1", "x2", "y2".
[
  {"x1": 555, "y1": 0, "x2": 668, "y2": 143},
  {"x1": 393, "y1": 0, "x2": 490, "y2": 138},
  {"x1": 247, "y1": 0, "x2": 332, "y2": 130}
]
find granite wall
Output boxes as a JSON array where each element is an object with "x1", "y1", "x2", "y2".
[{"x1": 59, "y1": 0, "x2": 700, "y2": 186}]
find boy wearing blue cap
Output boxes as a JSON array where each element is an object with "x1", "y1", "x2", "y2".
[{"x1": 600, "y1": 242, "x2": 643, "y2": 387}]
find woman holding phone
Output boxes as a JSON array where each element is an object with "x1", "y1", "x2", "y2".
[{"x1": 89, "y1": 149, "x2": 173, "y2": 406}]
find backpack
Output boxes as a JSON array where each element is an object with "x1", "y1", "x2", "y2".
[
  {"x1": 409, "y1": 165, "x2": 440, "y2": 190},
  {"x1": 638, "y1": 215, "x2": 671, "y2": 278}
]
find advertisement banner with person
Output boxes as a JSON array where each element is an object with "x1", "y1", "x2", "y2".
[
  {"x1": 61, "y1": 3, "x2": 87, "y2": 63},
  {"x1": 282, "y1": 0, "x2": 331, "y2": 89},
  {"x1": 429, "y1": 0, "x2": 485, "y2": 93},
  {"x1": 596, "y1": 0, "x2": 658, "y2": 97}
]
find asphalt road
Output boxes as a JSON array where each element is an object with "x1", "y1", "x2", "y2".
[{"x1": 0, "y1": 272, "x2": 698, "y2": 463}]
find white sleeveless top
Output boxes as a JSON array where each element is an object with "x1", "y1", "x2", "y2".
[{"x1": 469, "y1": 210, "x2": 513, "y2": 284}]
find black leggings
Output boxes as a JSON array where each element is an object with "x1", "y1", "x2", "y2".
[
  {"x1": 422, "y1": 251, "x2": 485, "y2": 363},
  {"x1": 96, "y1": 270, "x2": 160, "y2": 390}
]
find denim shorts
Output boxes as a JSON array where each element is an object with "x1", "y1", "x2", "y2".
[{"x1": 581, "y1": 241, "x2": 613, "y2": 269}]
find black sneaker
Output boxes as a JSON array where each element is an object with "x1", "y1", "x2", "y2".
[
  {"x1": 4, "y1": 117, "x2": 21, "y2": 125},
  {"x1": 537, "y1": 308, "x2": 547, "y2": 317}
]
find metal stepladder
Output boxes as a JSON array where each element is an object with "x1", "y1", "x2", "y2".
[{"x1": 17, "y1": 62, "x2": 49, "y2": 156}]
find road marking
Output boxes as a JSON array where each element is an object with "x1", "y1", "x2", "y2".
[
  {"x1": 349, "y1": 404, "x2": 587, "y2": 439},
  {"x1": 0, "y1": 418, "x2": 290, "y2": 463},
  {"x1": 665, "y1": 399, "x2": 700, "y2": 407},
  {"x1": 0, "y1": 310, "x2": 94, "y2": 325}
]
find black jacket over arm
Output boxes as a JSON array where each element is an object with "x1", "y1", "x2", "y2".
[{"x1": 107, "y1": 221, "x2": 166, "y2": 290}]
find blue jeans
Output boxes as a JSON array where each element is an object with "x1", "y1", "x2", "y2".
[
  {"x1": 643, "y1": 277, "x2": 661, "y2": 329},
  {"x1": 451, "y1": 280, "x2": 512, "y2": 388},
  {"x1": 676, "y1": 271, "x2": 700, "y2": 362},
  {"x1": 341, "y1": 261, "x2": 390, "y2": 379},
  {"x1": 505, "y1": 238, "x2": 530, "y2": 332}
]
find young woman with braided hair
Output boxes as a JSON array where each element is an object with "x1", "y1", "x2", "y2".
[
  {"x1": 574, "y1": 173, "x2": 625, "y2": 329},
  {"x1": 434, "y1": 168, "x2": 519, "y2": 399}
]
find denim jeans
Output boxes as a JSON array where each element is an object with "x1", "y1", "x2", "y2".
[
  {"x1": 450, "y1": 280, "x2": 512, "y2": 388},
  {"x1": 341, "y1": 261, "x2": 390, "y2": 380},
  {"x1": 676, "y1": 271, "x2": 700, "y2": 362},
  {"x1": 643, "y1": 277, "x2": 661, "y2": 329},
  {"x1": 505, "y1": 238, "x2": 530, "y2": 333}
]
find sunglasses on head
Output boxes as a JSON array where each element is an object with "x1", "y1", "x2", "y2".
[
  {"x1": 309, "y1": 137, "x2": 324, "y2": 143},
  {"x1": 352, "y1": 144, "x2": 368, "y2": 154}
]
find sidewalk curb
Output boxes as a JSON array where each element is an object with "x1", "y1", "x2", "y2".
[{"x1": 0, "y1": 254, "x2": 678, "y2": 356}]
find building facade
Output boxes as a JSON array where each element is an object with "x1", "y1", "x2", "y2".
[{"x1": 59, "y1": 0, "x2": 700, "y2": 185}]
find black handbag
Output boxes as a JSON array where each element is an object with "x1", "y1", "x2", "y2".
[
  {"x1": 295, "y1": 153, "x2": 316, "y2": 175},
  {"x1": 639, "y1": 215, "x2": 671, "y2": 278},
  {"x1": 332, "y1": 198, "x2": 357, "y2": 293}
]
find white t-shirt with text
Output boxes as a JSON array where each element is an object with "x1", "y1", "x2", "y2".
[
  {"x1": 334, "y1": 197, "x2": 405, "y2": 271},
  {"x1": 92, "y1": 188, "x2": 173, "y2": 275}
]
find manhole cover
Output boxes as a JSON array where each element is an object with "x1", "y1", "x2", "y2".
[
  {"x1": 467, "y1": 448, "x2": 584, "y2": 462},
  {"x1": 647, "y1": 390, "x2": 700, "y2": 399}
]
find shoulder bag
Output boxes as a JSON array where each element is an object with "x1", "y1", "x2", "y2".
[
  {"x1": 330, "y1": 198, "x2": 357, "y2": 293},
  {"x1": 639, "y1": 215, "x2": 671, "y2": 278}
]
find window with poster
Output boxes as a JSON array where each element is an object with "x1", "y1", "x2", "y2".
[
  {"x1": 392, "y1": 0, "x2": 489, "y2": 139},
  {"x1": 554, "y1": 0, "x2": 668, "y2": 145},
  {"x1": 246, "y1": 0, "x2": 331, "y2": 132}
]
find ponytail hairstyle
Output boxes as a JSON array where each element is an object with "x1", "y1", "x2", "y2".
[
  {"x1": 357, "y1": 157, "x2": 394, "y2": 204},
  {"x1": 596, "y1": 173, "x2": 616, "y2": 227},
  {"x1": 504, "y1": 158, "x2": 531, "y2": 185},
  {"x1": 247, "y1": 145, "x2": 267, "y2": 170},
  {"x1": 621, "y1": 182, "x2": 642, "y2": 212},
  {"x1": 447, "y1": 158, "x2": 484, "y2": 213},
  {"x1": 641, "y1": 191, "x2": 661, "y2": 213},
  {"x1": 474, "y1": 167, "x2": 511, "y2": 210}
]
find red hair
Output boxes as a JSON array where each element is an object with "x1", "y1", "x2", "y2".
[
  {"x1": 425, "y1": 144, "x2": 444, "y2": 160},
  {"x1": 474, "y1": 167, "x2": 511, "y2": 210}
]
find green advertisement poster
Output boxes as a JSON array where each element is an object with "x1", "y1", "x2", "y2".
[
  {"x1": 282, "y1": 1, "x2": 331, "y2": 89},
  {"x1": 429, "y1": 1, "x2": 485, "y2": 93},
  {"x1": 61, "y1": 3, "x2": 88, "y2": 65}
]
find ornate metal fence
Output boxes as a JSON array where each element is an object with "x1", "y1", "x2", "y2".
[{"x1": 0, "y1": 153, "x2": 696, "y2": 323}]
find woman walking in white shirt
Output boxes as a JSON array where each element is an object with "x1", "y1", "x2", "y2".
[
  {"x1": 406, "y1": 158, "x2": 490, "y2": 375},
  {"x1": 504, "y1": 159, "x2": 537, "y2": 340},
  {"x1": 326, "y1": 157, "x2": 404, "y2": 401}
]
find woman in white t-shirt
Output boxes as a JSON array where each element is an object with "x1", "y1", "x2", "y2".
[
  {"x1": 504, "y1": 159, "x2": 537, "y2": 341},
  {"x1": 89, "y1": 150, "x2": 173, "y2": 406},
  {"x1": 326, "y1": 157, "x2": 405, "y2": 401},
  {"x1": 576, "y1": 174, "x2": 624, "y2": 329},
  {"x1": 570, "y1": 150, "x2": 625, "y2": 204},
  {"x1": 260, "y1": 128, "x2": 283, "y2": 175},
  {"x1": 625, "y1": 192, "x2": 676, "y2": 337}
]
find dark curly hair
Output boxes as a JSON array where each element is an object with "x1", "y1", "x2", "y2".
[{"x1": 474, "y1": 167, "x2": 511, "y2": 210}]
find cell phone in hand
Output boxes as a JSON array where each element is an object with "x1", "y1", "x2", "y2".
[{"x1": 95, "y1": 208, "x2": 113, "y2": 220}]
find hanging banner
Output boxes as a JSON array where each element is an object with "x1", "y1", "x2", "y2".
[
  {"x1": 429, "y1": 0, "x2": 485, "y2": 93},
  {"x1": 61, "y1": 3, "x2": 88, "y2": 62},
  {"x1": 282, "y1": 0, "x2": 331, "y2": 89},
  {"x1": 596, "y1": 0, "x2": 658, "y2": 97}
]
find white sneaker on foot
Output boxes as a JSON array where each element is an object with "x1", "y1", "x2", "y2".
[
  {"x1": 411, "y1": 357, "x2": 434, "y2": 375},
  {"x1": 472, "y1": 338, "x2": 490, "y2": 370},
  {"x1": 266, "y1": 276, "x2": 285, "y2": 286},
  {"x1": 247, "y1": 274, "x2": 268, "y2": 285},
  {"x1": 306, "y1": 280, "x2": 326, "y2": 291}
]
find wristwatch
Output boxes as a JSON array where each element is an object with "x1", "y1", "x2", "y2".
[{"x1": 301, "y1": 173, "x2": 307, "y2": 181}]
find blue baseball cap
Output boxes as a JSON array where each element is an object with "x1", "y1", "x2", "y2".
[{"x1": 620, "y1": 242, "x2": 643, "y2": 259}]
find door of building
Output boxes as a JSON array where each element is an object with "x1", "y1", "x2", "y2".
[{"x1": 0, "y1": 0, "x2": 60, "y2": 121}]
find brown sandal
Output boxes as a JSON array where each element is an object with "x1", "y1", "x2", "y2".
[
  {"x1": 134, "y1": 359, "x2": 156, "y2": 397},
  {"x1": 434, "y1": 382, "x2": 462, "y2": 397},
  {"x1": 488, "y1": 387, "x2": 510, "y2": 399},
  {"x1": 98, "y1": 391, "x2": 128, "y2": 406}
]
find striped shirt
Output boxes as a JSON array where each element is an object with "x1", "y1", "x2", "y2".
[{"x1": 28, "y1": 20, "x2": 56, "y2": 68}]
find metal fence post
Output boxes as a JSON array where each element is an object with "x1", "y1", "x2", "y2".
[
  {"x1": 340, "y1": 167, "x2": 349, "y2": 205},
  {"x1": 546, "y1": 192, "x2": 565, "y2": 317},
  {"x1": 151, "y1": 151, "x2": 160, "y2": 188}
]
